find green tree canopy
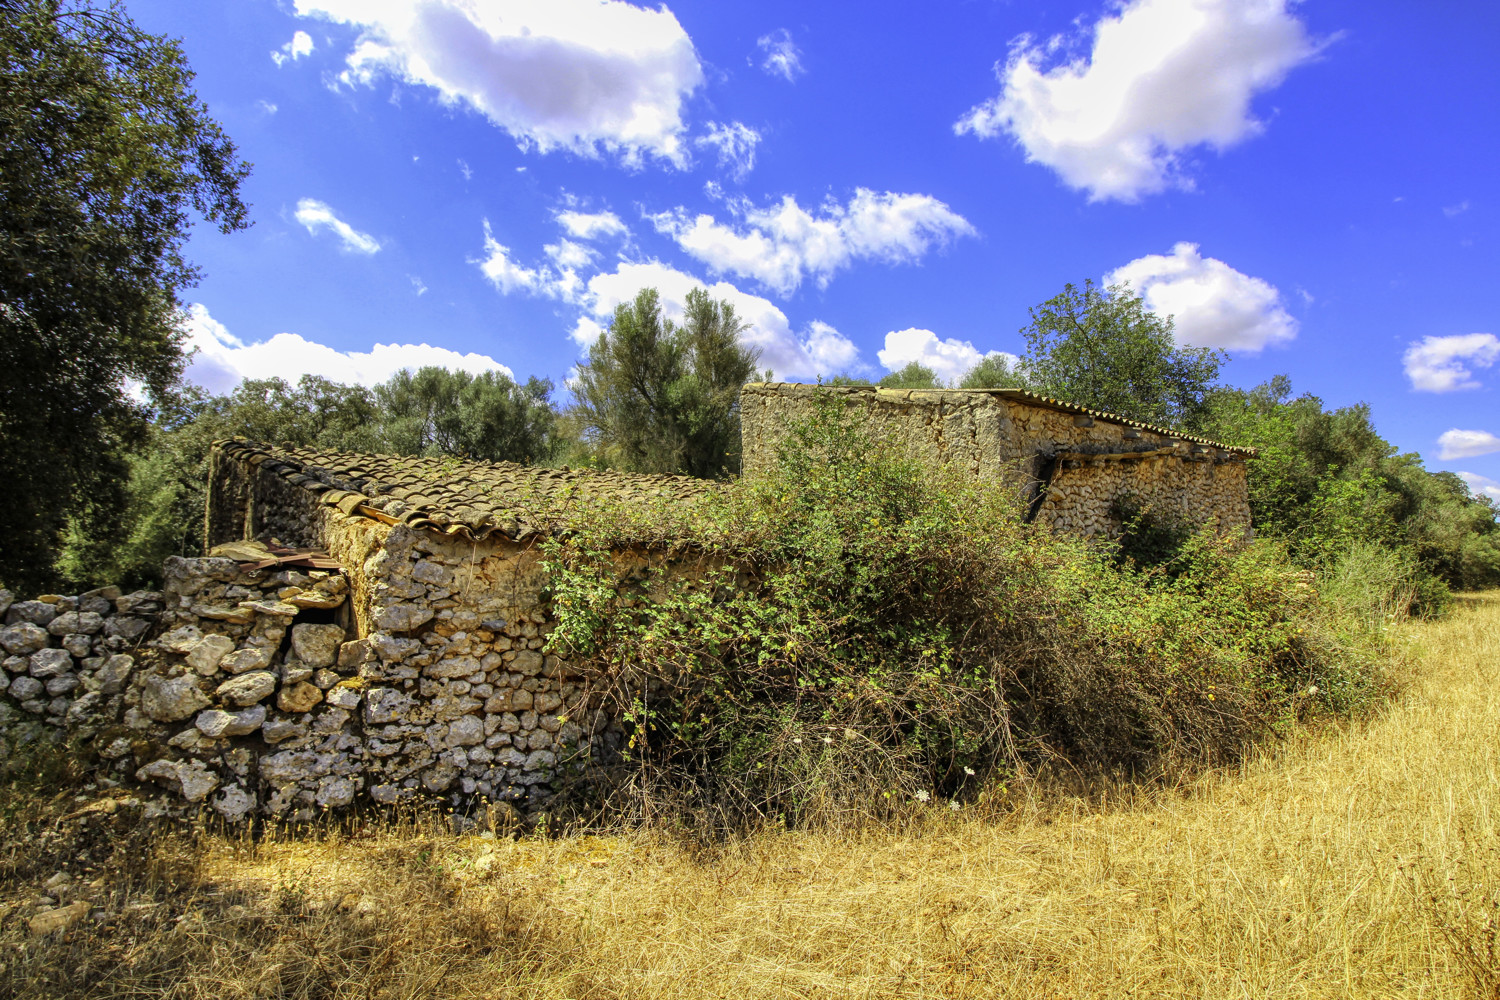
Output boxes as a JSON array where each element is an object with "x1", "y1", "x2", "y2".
[
  {"x1": 1016, "y1": 280, "x2": 1225, "y2": 429},
  {"x1": 958, "y1": 354, "x2": 1025, "y2": 389},
  {"x1": 571, "y1": 287, "x2": 759, "y2": 478},
  {"x1": 0, "y1": 0, "x2": 250, "y2": 591},
  {"x1": 375, "y1": 367, "x2": 556, "y2": 464},
  {"x1": 1199, "y1": 376, "x2": 1500, "y2": 592},
  {"x1": 877, "y1": 362, "x2": 942, "y2": 390}
]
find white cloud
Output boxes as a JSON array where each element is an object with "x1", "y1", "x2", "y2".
[
  {"x1": 1107, "y1": 242, "x2": 1296, "y2": 351},
  {"x1": 180, "y1": 304, "x2": 512, "y2": 393},
  {"x1": 955, "y1": 0, "x2": 1323, "y2": 201},
  {"x1": 555, "y1": 209, "x2": 628, "y2": 241},
  {"x1": 257, "y1": 99, "x2": 279, "y2": 115},
  {"x1": 652, "y1": 188, "x2": 975, "y2": 296},
  {"x1": 1403, "y1": 333, "x2": 1500, "y2": 392},
  {"x1": 698, "y1": 121, "x2": 761, "y2": 180},
  {"x1": 458, "y1": 158, "x2": 472, "y2": 181},
  {"x1": 409, "y1": 275, "x2": 427, "y2": 296},
  {"x1": 877, "y1": 329, "x2": 1017, "y2": 385},
  {"x1": 546, "y1": 239, "x2": 596, "y2": 271},
  {"x1": 1456, "y1": 472, "x2": 1500, "y2": 503},
  {"x1": 1443, "y1": 200, "x2": 1471, "y2": 218},
  {"x1": 576, "y1": 260, "x2": 861, "y2": 379},
  {"x1": 294, "y1": 198, "x2": 382, "y2": 254},
  {"x1": 272, "y1": 30, "x2": 315, "y2": 67},
  {"x1": 756, "y1": 28, "x2": 804, "y2": 81},
  {"x1": 296, "y1": 0, "x2": 703, "y2": 167},
  {"x1": 476, "y1": 222, "x2": 586, "y2": 302},
  {"x1": 1438, "y1": 429, "x2": 1500, "y2": 461}
]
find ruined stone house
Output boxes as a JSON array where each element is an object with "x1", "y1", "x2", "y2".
[
  {"x1": 0, "y1": 382, "x2": 1251, "y2": 823},
  {"x1": 742, "y1": 383, "x2": 1254, "y2": 538}
]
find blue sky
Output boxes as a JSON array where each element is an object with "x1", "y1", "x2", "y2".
[{"x1": 129, "y1": 0, "x2": 1499, "y2": 498}]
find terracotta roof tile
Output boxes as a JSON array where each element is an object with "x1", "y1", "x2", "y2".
[{"x1": 215, "y1": 440, "x2": 713, "y2": 542}]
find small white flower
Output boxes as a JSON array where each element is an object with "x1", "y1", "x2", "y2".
[
  {"x1": 963, "y1": 766, "x2": 976, "y2": 776},
  {"x1": 823, "y1": 737, "x2": 833, "y2": 744},
  {"x1": 792, "y1": 737, "x2": 802, "y2": 744},
  {"x1": 914, "y1": 789, "x2": 930, "y2": 803},
  {"x1": 950, "y1": 800, "x2": 961, "y2": 811}
]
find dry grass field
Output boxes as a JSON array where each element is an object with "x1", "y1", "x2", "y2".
[{"x1": 3, "y1": 592, "x2": 1497, "y2": 999}]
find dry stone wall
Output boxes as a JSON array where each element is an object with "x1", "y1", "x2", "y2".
[
  {"x1": 0, "y1": 539, "x2": 622, "y2": 824},
  {"x1": 741, "y1": 383, "x2": 1252, "y2": 538}
]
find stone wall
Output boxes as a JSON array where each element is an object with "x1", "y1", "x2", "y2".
[
  {"x1": 740, "y1": 383, "x2": 1252, "y2": 538},
  {"x1": 1, "y1": 508, "x2": 623, "y2": 824},
  {"x1": 0, "y1": 548, "x2": 620, "y2": 824}
]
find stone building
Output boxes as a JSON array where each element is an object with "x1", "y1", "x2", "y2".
[
  {"x1": 0, "y1": 383, "x2": 1252, "y2": 822},
  {"x1": 740, "y1": 383, "x2": 1253, "y2": 538}
]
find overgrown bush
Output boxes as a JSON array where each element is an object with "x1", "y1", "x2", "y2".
[{"x1": 541, "y1": 393, "x2": 1394, "y2": 832}]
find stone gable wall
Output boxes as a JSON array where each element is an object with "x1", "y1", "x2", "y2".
[{"x1": 740, "y1": 383, "x2": 1251, "y2": 539}]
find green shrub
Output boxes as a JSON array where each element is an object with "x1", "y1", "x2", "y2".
[{"x1": 541, "y1": 392, "x2": 1394, "y2": 831}]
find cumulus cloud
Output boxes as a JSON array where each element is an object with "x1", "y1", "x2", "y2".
[
  {"x1": 555, "y1": 208, "x2": 629, "y2": 241},
  {"x1": 272, "y1": 30, "x2": 314, "y2": 67},
  {"x1": 1402, "y1": 333, "x2": 1500, "y2": 393},
  {"x1": 1438, "y1": 429, "x2": 1500, "y2": 461},
  {"x1": 296, "y1": 0, "x2": 703, "y2": 166},
  {"x1": 180, "y1": 304, "x2": 512, "y2": 394},
  {"x1": 1105, "y1": 242, "x2": 1295, "y2": 351},
  {"x1": 1456, "y1": 472, "x2": 1500, "y2": 503},
  {"x1": 756, "y1": 28, "x2": 805, "y2": 81},
  {"x1": 697, "y1": 121, "x2": 761, "y2": 180},
  {"x1": 575, "y1": 260, "x2": 862, "y2": 379},
  {"x1": 652, "y1": 189, "x2": 975, "y2": 296},
  {"x1": 294, "y1": 198, "x2": 382, "y2": 254},
  {"x1": 476, "y1": 221, "x2": 584, "y2": 301},
  {"x1": 877, "y1": 329, "x2": 1017, "y2": 385},
  {"x1": 955, "y1": 0, "x2": 1323, "y2": 201}
]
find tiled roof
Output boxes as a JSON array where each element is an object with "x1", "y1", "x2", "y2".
[
  {"x1": 747, "y1": 384, "x2": 1255, "y2": 456},
  {"x1": 215, "y1": 439, "x2": 714, "y2": 542}
]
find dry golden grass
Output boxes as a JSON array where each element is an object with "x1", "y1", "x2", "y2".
[{"x1": 4, "y1": 592, "x2": 1498, "y2": 999}]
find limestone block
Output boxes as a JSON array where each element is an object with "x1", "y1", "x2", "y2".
[
  {"x1": 325, "y1": 684, "x2": 362, "y2": 710},
  {"x1": 44, "y1": 674, "x2": 79, "y2": 696},
  {"x1": 363, "y1": 687, "x2": 411, "y2": 724},
  {"x1": 156, "y1": 625, "x2": 203, "y2": 654},
  {"x1": 141, "y1": 673, "x2": 211, "y2": 722},
  {"x1": 447, "y1": 715, "x2": 484, "y2": 746},
  {"x1": 0, "y1": 622, "x2": 50, "y2": 656},
  {"x1": 60, "y1": 634, "x2": 92, "y2": 657},
  {"x1": 277, "y1": 681, "x2": 322, "y2": 714},
  {"x1": 220, "y1": 647, "x2": 274, "y2": 675},
  {"x1": 217, "y1": 671, "x2": 277, "y2": 707},
  {"x1": 426, "y1": 655, "x2": 481, "y2": 679},
  {"x1": 1, "y1": 655, "x2": 24, "y2": 674},
  {"x1": 8, "y1": 676, "x2": 43, "y2": 701},
  {"x1": 511, "y1": 650, "x2": 544, "y2": 676},
  {"x1": 291, "y1": 624, "x2": 345, "y2": 669},
  {"x1": 6, "y1": 601, "x2": 58, "y2": 627},
  {"x1": 316, "y1": 776, "x2": 357, "y2": 808},
  {"x1": 136, "y1": 758, "x2": 220, "y2": 802},
  {"x1": 377, "y1": 604, "x2": 434, "y2": 633},
  {"x1": 262, "y1": 719, "x2": 308, "y2": 744},
  {"x1": 0, "y1": 590, "x2": 10, "y2": 618},
  {"x1": 338, "y1": 639, "x2": 369, "y2": 669},
  {"x1": 238, "y1": 599, "x2": 299, "y2": 618},
  {"x1": 28, "y1": 648, "x2": 73, "y2": 679},
  {"x1": 185, "y1": 635, "x2": 236, "y2": 676},
  {"x1": 371, "y1": 633, "x2": 421, "y2": 661},
  {"x1": 285, "y1": 590, "x2": 344, "y2": 611},
  {"x1": 196, "y1": 704, "x2": 266, "y2": 738},
  {"x1": 214, "y1": 785, "x2": 256, "y2": 822},
  {"x1": 412, "y1": 560, "x2": 453, "y2": 586}
]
